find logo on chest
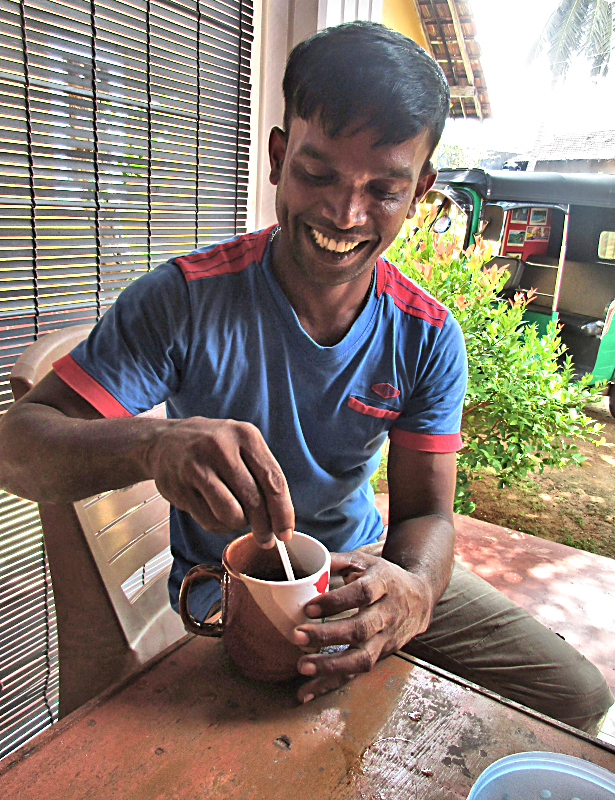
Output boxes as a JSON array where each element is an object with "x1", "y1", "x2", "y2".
[{"x1": 370, "y1": 382, "x2": 400, "y2": 399}]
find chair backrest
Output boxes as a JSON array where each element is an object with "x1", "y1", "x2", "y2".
[
  {"x1": 10, "y1": 325, "x2": 186, "y2": 718},
  {"x1": 483, "y1": 255, "x2": 526, "y2": 293},
  {"x1": 10, "y1": 324, "x2": 95, "y2": 401}
]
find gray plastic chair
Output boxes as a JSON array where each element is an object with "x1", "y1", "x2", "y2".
[{"x1": 11, "y1": 324, "x2": 186, "y2": 718}]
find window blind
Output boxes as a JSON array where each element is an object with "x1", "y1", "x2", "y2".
[{"x1": 0, "y1": 0, "x2": 252, "y2": 756}]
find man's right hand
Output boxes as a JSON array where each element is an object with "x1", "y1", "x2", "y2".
[
  {"x1": 144, "y1": 417, "x2": 295, "y2": 548},
  {"x1": 0, "y1": 372, "x2": 294, "y2": 548}
]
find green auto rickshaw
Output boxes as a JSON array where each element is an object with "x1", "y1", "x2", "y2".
[{"x1": 426, "y1": 168, "x2": 615, "y2": 417}]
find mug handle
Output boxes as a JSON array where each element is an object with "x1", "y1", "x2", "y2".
[{"x1": 178, "y1": 563, "x2": 225, "y2": 637}]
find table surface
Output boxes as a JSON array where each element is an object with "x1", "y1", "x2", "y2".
[{"x1": 2, "y1": 636, "x2": 614, "y2": 800}]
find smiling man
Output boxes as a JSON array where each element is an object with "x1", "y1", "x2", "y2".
[{"x1": 0, "y1": 22, "x2": 612, "y2": 732}]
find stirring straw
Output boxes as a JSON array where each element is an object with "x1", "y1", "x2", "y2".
[{"x1": 276, "y1": 538, "x2": 295, "y2": 581}]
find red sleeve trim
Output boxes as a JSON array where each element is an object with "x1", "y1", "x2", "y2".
[
  {"x1": 347, "y1": 396, "x2": 401, "y2": 421},
  {"x1": 389, "y1": 427, "x2": 462, "y2": 452},
  {"x1": 53, "y1": 354, "x2": 133, "y2": 419}
]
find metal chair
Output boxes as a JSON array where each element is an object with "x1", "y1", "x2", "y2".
[{"x1": 10, "y1": 324, "x2": 186, "y2": 718}]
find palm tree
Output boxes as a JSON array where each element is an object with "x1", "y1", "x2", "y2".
[{"x1": 532, "y1": 0, "x2": 615, "y2": 79}]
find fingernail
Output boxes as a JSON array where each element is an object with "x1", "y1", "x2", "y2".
[
  {"x1": 259, "y1": 538, "x2": 276, "y2": 550},
  {"x1": 293, "y1": 630, "x2": 310, "y2": 646},
  {"x1": 302, "y1": 694, "x2": 314, "y2": 704},
  {"x1": 278, "y1": 529, "x2": 293, "y2": 542},
  {"x1": 305, "y1": 604, "x2": 322, "y2": 618},
  {"x1": 299, "y1": 662, "x2": 317, "y2": 676}
]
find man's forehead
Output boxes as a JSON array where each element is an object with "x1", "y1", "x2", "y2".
[
  {"x1": 287, "y1": 116, "x2": 431, "y2": 173},
  {"x1": 288, "y1": 113, "x2": 428, "y2": 144}
]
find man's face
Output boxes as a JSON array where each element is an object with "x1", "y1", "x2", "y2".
[{"x1": 268, "y1": 116, "x2": 436, "y2": 288}]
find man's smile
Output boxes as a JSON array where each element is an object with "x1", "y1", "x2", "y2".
[
  {"x1": 304, "y1": 224, "x2": 373, "y2": 265},
  {"x1": 309, "y1": 225, "x2": 368, "y2": 253}
]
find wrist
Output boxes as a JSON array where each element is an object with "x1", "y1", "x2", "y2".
[
  {"x1": 409, "y1": 570, "x2": 436, "y2": 616},
  {"x1": 137, "y1": 416, "x2": 176, "y2": 480},
  {"x1": 382, "y1": 534, "x2": 452, "y2": 616}
]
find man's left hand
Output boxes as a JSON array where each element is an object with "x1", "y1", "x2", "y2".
[{"x1": 293, "y1": 550, "x2": 434, "y2": 703}]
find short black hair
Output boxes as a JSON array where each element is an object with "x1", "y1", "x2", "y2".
[{"x1": 283, "y1": 21, "x2": 450, "y2": 158}]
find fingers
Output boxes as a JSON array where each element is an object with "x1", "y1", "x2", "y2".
[
  {"x1": 329, "y1": 550, "x2": 378, "y2": 577},
  {"x1": 303, "y1": 567, "x2": 387, "y2": 619},
  {"x1": 184, "y1": 486, "x2": 244, "y2": 535},
  {"x1": 188, "y1": 467, "x2": 247, "y2": 532},
  {"x1": 297, "y1": 609, "x2": 387, "y2": 653},
  {"x1": 330, "y1": 551, "x2": 366, "y2": 572},
  {"x1": 293, "y1": 569, "x2": 392, "y2": 687},
  {"x1": 292, "y1": 559, "x2": 432, "y2": 693},
  {"x1": 157, "y1": 463, "x2": 249, "y2": 535},
  {"x1": 213, "y1": 421, "x2": 294, "y2": 547},
  {"x1": 240, "y1": 434, "x2": 294, "y2": 543},
  {"x1": 297, "y1": 637, "x2": 385, "y2": 678},
  {"x1": 297, "y1": 672, "x2": 356, "y2": 704},
  {"x1": 151, "y1": 417, "x2": 294, "y2": 546}
]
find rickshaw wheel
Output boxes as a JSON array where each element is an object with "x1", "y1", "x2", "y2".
[{"x1": 609, "y1": 383, "x2": 615, "y2": 419}]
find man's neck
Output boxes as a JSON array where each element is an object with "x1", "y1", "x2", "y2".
[{"x1": 270, "y1": 233, "x2": 375, "y2": 347}]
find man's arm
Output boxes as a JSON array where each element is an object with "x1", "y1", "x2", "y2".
[
  {"x1": 0, "y1": 371, "x2": 294, "y2": 547},
  {"x1": 292, "y1": 442, "x2": 456, "y2": 701},
  {"x1": 382, "y1": 442, "x2": 456, "y2": 606}
]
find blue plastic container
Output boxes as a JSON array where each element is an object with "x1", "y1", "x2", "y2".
[{"x1": 467, "y1": 751, "x2": 615, "y2": 800}]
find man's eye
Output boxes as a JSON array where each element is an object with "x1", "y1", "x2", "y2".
[
  {"x1": 301, "y1": 170, "x2": 332, "y2": 185},
  {"x1": 371, "y1": 186, "x2": 400, "y2": 200}
]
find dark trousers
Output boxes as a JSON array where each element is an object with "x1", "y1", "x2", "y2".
[{"x1": 351, "y1": 540, "x2": 614, "y2": 735}]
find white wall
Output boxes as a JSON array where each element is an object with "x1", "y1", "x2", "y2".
[
  {"x1": 247, "y1": 0, "x2": 383, "y2": 230},
  {"x1": 318, "y1": 0, "x2": 382, "y2": 29}
]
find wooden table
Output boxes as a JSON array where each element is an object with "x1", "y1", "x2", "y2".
[{"x1": 2, "y1": 636, "x2": 614, "y2": 799}]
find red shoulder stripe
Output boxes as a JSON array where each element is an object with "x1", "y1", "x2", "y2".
[
  {"x1": 175, "y1": 227, "x2": 275, "y2": 283},
  {"x1": 375, "y1": 256, "x2": 388, "y2": 296},
  {"x1": 387, "y1": 267, "x2": 447, "y2": 315},
  {"x1": 53, "y1": 354, "x2": 133, "y2": 418},
  {"x1": 379, "y1": 261, "x2": 447, "y2": 328}
]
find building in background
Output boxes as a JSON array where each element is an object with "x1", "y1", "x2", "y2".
[
  {"x1": 530, "y1": 130, "x2": 615, "y2": 174},
  {"x1": 505, "y1": 130, "x2": 615, "y2": 173}
]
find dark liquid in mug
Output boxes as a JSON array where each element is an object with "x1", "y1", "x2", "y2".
[{"x1": 246, "y1": 565, "x2": 311, "y2": 582}]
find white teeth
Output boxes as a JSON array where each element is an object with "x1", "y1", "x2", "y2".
[{"x1": 310, "y1": 227, "x2": 362, "y2": 253}]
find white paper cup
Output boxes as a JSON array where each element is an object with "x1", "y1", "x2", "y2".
[{"x1": 467, "y1": 751, "x2": 615, "y2": 800}]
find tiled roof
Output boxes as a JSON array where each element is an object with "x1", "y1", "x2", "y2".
[{"x1": 414, "y1": 0, "x2": 491, "y2": 120}]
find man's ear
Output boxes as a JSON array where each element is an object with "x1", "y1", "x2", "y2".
[
  {"x1": 268, "y1": 126, "x2": 288, "y2": 186},
  {"x1": 405, "y1": 162, "x2": 437, "y2": 219}
]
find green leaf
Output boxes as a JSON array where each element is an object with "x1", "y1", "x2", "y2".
[{"x1": 386, "y1": 217, "x2": 605, "y2": 510}]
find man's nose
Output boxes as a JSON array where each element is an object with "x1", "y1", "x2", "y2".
[{"x1": 322, "y1": 187, "x2": 367, "y2": 230}]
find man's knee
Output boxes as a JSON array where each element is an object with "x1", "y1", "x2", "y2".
[
  {"x1": 540, "y1": 657, "x2": 613, "y2": 735},
  {"x1": 409, "y1": 562, "x2": 614, "y2": 734}
]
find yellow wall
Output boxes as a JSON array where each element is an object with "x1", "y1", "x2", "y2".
[{"x1": 382, "y1": 0, "x2": 429, "y2": 51}]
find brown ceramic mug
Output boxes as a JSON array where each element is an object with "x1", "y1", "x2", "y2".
[{"x1": 178, "y1": 532, "x2": 330, "y2": 681}]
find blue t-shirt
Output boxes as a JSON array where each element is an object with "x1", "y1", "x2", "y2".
[{"x1": 54, "y1": 226, "x2": 467, "y2": 616}]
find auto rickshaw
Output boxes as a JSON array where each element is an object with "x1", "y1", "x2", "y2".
[{"x1": 425, "y1": 169, "x2": 615, "y2": 417}]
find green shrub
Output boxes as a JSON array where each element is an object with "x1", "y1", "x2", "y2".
[{"x1": 383, "y1": 211, "x2": 604, "y2": 515}]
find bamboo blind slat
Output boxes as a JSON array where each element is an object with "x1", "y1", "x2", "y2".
[{"x1": 0, "y1": 0, "x2": 252, "y2": 757}]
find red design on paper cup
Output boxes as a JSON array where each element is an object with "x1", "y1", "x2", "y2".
[{"x1": 314, "y1": 572, "x2": 329, "y2": 595}]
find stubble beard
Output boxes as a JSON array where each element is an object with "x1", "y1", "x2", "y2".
[{"x1": 285, "y1": 217, "x2": 379, "y2": 289}]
